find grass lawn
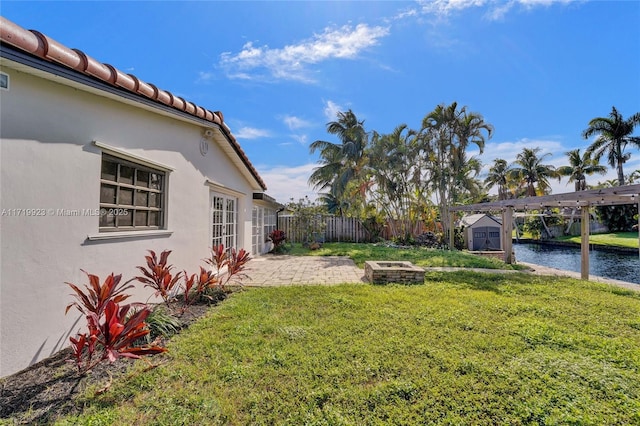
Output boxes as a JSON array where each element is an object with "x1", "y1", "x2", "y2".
[
  {"x1": 57, "y1": 273, "x2": 640, "y2": 425},
  {"x1": 556, "y1": 232, "x2": 639, "y2": 249},
  {"x1": 288, "y1": 242, "x2": 526, "y2": 270}
]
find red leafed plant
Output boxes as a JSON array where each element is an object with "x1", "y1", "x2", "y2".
[
  {"x1": 206, "y1": 244, "x2": 228, "y2": 274},
  {"x1": 65, "y1": 270, "x2": 134, "y2": 317},
  {"x1": 181, "y1": 267, "x2": 219, "y2": 309},
  {"x1": 135, "y1": 250, "x2": 183, "y2": 303},
  {"x1": 268, "y1": 229, "x2": 287, "y2": 248},
  {"x1": 226, "y1": 248, "x2": 251, "y2": 286},
  {"x1": 66, "y1": 271, "x2": 166, "y2": 373},
  {"x1": 69, "y1": 300, "x2": 166, "y2": 373},
  {"x1": 204, "y1": 244, "x2": 251, "y2": 289}
]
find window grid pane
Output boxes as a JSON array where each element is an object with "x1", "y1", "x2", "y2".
[{"x1": 99, "y1": 154, "x2": 165, "y2": 231}]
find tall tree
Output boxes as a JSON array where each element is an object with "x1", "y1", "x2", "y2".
[
  {"x1": 418, "y1": 102, "x2": 493, "y2": 239},
  {"x1": 583, "y1": 106, "x2": 640, "y2": 186},
  {"x1": 509, "y1": 147, "x2": 559, "y2": 197},
  {"x1": 557, "y1": 149, "x2": 607, "y2": 191},
  {"x1": 484, "y1": 158, "x2": 511, "y2": 200},
  {"x1": 366, "y1": 124, "x2": 424, "y2": 240},
  {"x1": 308, "y1": 110, "x2": 369, "y2": 213}
]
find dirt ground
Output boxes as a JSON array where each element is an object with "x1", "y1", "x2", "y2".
[{"x1": 0, "y1": 302, "x2": 212, "y2": 425}]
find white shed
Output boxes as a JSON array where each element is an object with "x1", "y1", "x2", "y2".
[{"x1": 459, "y1": 214, "x2": 503, "y2": 251}]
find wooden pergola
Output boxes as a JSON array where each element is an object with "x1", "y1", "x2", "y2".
[{"x1": 448, "y1": 184, "x2": 640, "y2": 281}]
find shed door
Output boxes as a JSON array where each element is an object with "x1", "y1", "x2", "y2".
[{"x1": 473, "y1": 226, "x2": 501, "y2": 250}]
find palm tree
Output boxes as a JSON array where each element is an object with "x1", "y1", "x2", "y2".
[
  {"x1": 451, "y1": 154, "x2": 484, "y2": 204},
  {"x1": 308, "y1": 110, "x2": 369, "y2": 211},
  {"x1": 317, "y1": 191, "x2": 349, "y2": 216},
  {"x1": 583, "y1": 106, "x2": 640, "y2": 186},
  {"x1": 509, "y1": 147, "x2": 559, "y2": 197},
  {"x1": 419, "y1": 102, "x2": 492, "y2": 237},
  {"x1": 366, "y1": 124, "x2": 424, "y2": 239},
  {"x1": 557, "y1": 149, "x2": 607, "y2": 191},
  {"x1": 484, "y1": 158, "x2": 511, "y2": 200}
]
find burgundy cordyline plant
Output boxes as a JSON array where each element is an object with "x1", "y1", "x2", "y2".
[
  {"x1": 205, "y1": 244, "x2": 251, "y2": 289},
  {"x1": 65, "y1": 271, "x2": 166, "y2": 373},
  {"x1": 180, "y1": 267, "x2": 219, "y2": 310},
  {"x1": 135, "y1": 250, "x2": 183, "y2": 303}
]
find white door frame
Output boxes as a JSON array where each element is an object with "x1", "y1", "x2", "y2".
[{"x1": 210, "y1": 191, "x2": 238, "y2": 253}]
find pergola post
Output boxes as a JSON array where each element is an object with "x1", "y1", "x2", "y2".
[
  {"x1": 449, "y1": 212, "x2": 455, "y2": 250},
  {"x1": 502, "y1": 207, "x2": 513, "y2": 264},
  {"x1": 581, "y1": 205, "x2": 590, "y2": 280}
]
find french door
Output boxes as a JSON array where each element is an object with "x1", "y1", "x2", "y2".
[
  {"x1": 252, "y1": 206, "x2": 263, "y2": 255},
  {"x1": 211, "y1": 192, "x2": 237, "y2": 253}
]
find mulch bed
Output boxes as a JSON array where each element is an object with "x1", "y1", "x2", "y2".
[{"x1": 0, "y1": 300, "x2": 217, "y2": 425}]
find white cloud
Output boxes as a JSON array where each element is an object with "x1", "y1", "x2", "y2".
[
  {"x1": 234, "y1": 127, "x2": 272, "y2": 140},
  {"x1": 282, "y1": 115, "x2": 312, "y2": 130},
  {"x1": 415, "y1": 0, "x2": 575, "y2": 21},
  {"x1": 323, "y1": 100, "x2": 344, "y2": 122},
  {"x1": 290, "y1": 134, "x2": 308, "y2": 145},
  {"x1": 477, "y1": 138, "x2": 562, "y2": 164},
  {"x1": 258, "y1": 163, "x2": 320, "y2": 202},
  {"x1": 219, "y1": 24, "x2": 390, "y2": 82},
  {"x1": 197, "y1": 71, "x2": 214, "y2": 82}
]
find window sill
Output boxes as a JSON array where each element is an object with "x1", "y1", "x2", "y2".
[{"x1": 87, "y1": 229, "x2": 173, "y2": 241}]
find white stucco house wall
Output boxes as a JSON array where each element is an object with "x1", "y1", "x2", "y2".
[
  {"x1": 458, "y1": 214, "x2": 503, "y2": 251},
  {"x1": 0, "y1": 17, "x2": 280, "y2": 377}
]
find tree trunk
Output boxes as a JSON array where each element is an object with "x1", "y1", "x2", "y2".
[{"x1": 617, "y1": 163, "x2": 625, "y2": 186}]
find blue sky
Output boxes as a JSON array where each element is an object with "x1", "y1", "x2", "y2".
[{"x1": 3, "y1": 1, "x2": 639, "y2": 202}]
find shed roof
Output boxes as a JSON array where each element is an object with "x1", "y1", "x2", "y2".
[
  {"x1": 0, "y1": 16, "x2": 267, "y2": 190},
  {"x1": 459, "y1": 214, "x2": 502, "y2": 227}
]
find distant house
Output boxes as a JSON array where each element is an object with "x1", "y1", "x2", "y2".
[
  {"x1": 0, "y1": 17, "x2": 280, "y2": 377},
  {"x1": 459, "y1": 214, "x2": 503, "y2": 251}
]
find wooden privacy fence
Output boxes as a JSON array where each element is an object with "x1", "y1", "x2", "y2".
[
  {"x1": 278, "y1": 215, "x2": 437, "y2": 243},
  {"x1": 279, "y1": 215, "x2": 368, "y2": 243}
]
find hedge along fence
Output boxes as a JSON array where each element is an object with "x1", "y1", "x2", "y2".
[{"x1": 278, "y1": 215, "x2": 437, "y2": 244}]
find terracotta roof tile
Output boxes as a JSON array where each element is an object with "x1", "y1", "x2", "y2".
[{"x1": 0, "y1": 16, "x2": 267, "y2": 190}]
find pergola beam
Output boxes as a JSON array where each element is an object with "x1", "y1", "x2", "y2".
[{"x1": 449, "y1": 184, "x2": 640, "y2": 212}]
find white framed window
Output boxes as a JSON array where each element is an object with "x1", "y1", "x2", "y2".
[
  {"x1": 0, "y1": 72, "x2": 9, "y2": 90},
  {"x1": 99, "y1": 154, "x2": 166, "y2": 231},
  {"x1": 264, "y1": 208, "x2": 276, "y2": 239}
]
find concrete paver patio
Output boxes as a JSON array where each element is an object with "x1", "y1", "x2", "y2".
[
  {"x1": 245, "y1": 255, "x2": 366, "y2": 286},
  {"x1": 244, "y1": 254, "x2": 639, "y2": 291}
]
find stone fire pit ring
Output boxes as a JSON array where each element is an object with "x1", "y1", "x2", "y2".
[{"x1": 364, "y1": 261, "x2": 425, "y2": 285}]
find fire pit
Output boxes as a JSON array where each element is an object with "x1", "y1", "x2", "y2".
[{"x1": 364, "y1": 261, "x2": 425, "y2": 284}]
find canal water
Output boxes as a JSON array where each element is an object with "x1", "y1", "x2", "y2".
[{"x1": 513, "y1": 243, "x2": 640, "y2": 285}]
